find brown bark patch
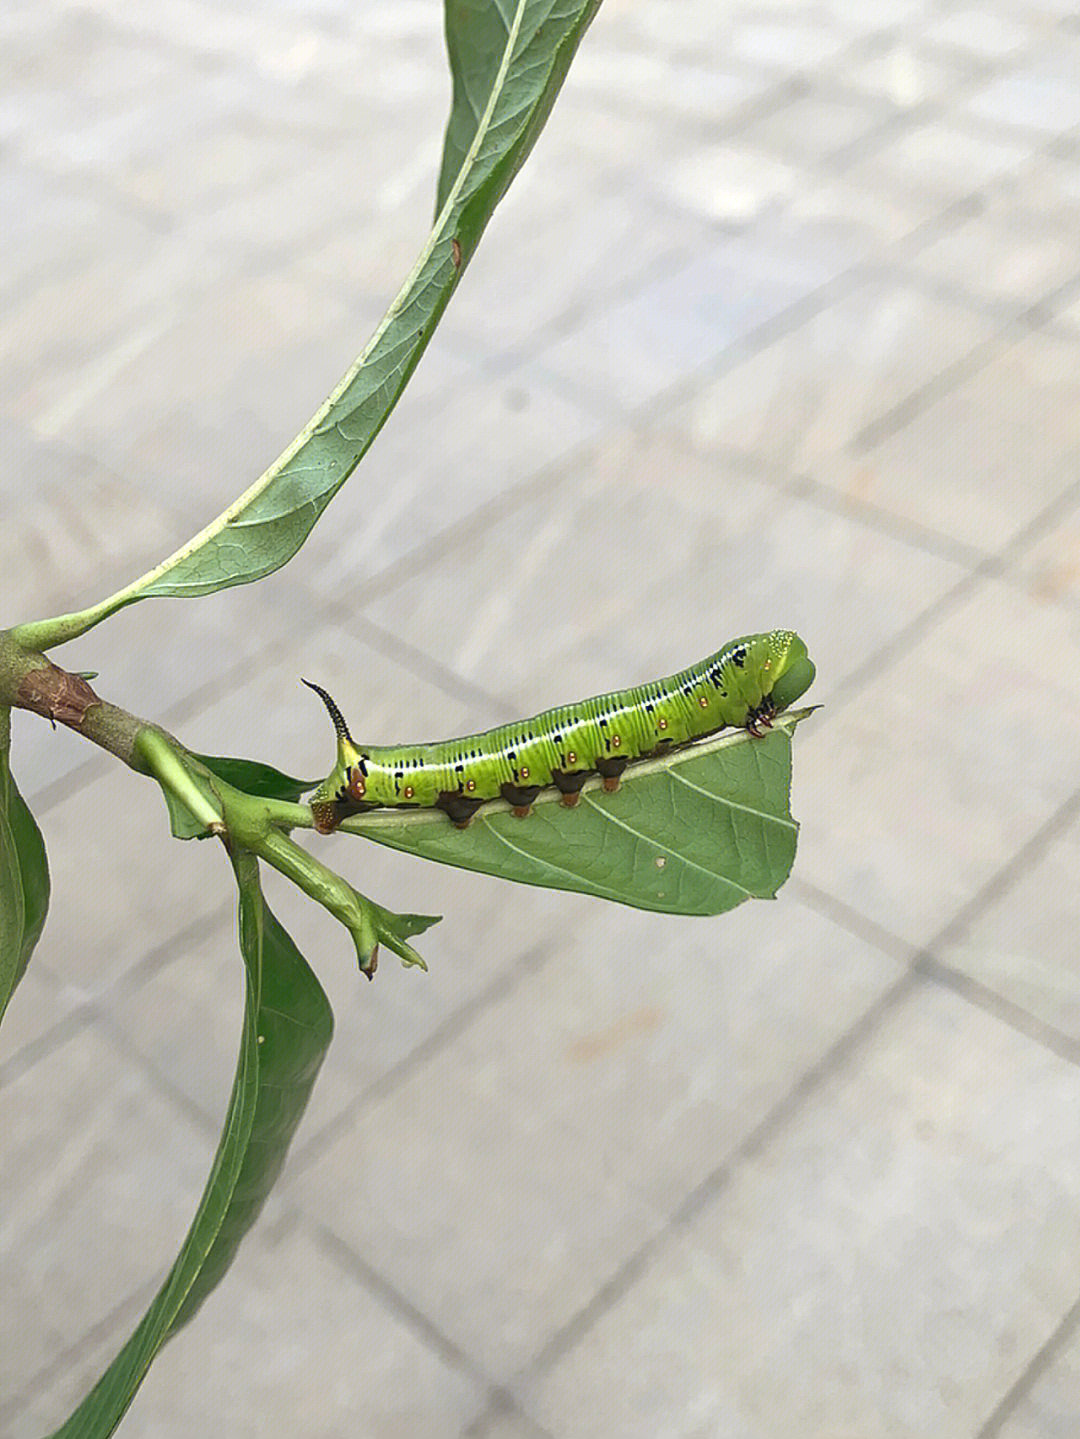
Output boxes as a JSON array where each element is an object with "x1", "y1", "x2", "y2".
[{"x1": 16, "y1": 663, "x2": 101, "y2": 729}]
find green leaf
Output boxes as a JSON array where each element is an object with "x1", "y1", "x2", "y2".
[
  {"x1": 161, "y1": 790, "x2": 215, "y2": 841},
  {"x1": 0, "y1": 707, "x2": 50, "y2": 1022},
  {"x1": 436, "y1": 0, "x2": 602, "y2": 215},
  {"x1": 192, "y1": 755, "x2": 316, "y2": 805},
  {"x1": 51, "y1": 853, "x2": 333, "y2": 1438},
  {"x1": 339, "y1": 710, "x2": 815, "y2": 916},
  {"x1": 14, "y1": 0, "x2": 603, "y2": 654}
]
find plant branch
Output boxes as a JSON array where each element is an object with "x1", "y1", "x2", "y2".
[
  {"x1": 1, "y1": 633, "x2": 153, "y2": 773},
  {"x1": 0, "y1": 633, "x2": 435, "y2": 976},
  {"x1": 0, "y1": 631, "x2": 305, "y2": 826}
]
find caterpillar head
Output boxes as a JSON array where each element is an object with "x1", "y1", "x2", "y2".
[{"x1": 763, "y1": 631, "x2": 815, "y2": 712}]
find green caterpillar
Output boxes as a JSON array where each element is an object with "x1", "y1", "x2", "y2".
[{"x1": 307, "y1": 630, "x2": 814, "y2": 833}]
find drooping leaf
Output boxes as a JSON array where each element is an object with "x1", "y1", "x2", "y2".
[
  {"x1": 436, "y1": 0, "x2": 603, "y2": 215},
  {"x1": 339, "y1": 710, "x2": 815, "y2": 916},
  {"x1": 52, "y1": 853, "x2": 333, "y2": 1438},
  {"x1": 0, "y1": 707, "x2": 50, "y2": 1022},
  {"x1": 15, "y1": 0, "x2": 603, "y2": 653}
]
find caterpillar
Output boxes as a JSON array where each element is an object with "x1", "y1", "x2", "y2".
[{"x1": 306, "y1": 630, "x2": 814, "y2": 833}]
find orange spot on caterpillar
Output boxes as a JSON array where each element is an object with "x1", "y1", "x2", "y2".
[{"x1": 346, "y1": 769, "x2": 366, "y2": 802}]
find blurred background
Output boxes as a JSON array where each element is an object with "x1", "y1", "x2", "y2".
[{"x1": 3, "y1": 1, "x2": 1080, "y2": 1434}]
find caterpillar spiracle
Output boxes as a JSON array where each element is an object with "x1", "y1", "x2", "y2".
[{"x1": 306, "y1": 630, "x2": 814, "y2": 833}]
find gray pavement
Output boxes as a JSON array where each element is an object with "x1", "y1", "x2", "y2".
[{"x1": 2, "y1": 1, "x2": 1080, "y2": 1435}]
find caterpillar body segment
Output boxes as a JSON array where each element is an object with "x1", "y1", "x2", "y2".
[{"x1": 308, "y1": 631, "x2": 814, "y2": 833}]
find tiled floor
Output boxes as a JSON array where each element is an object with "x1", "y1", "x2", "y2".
[{"x1": 2, "y1": 3, "x2": 1079, "y2": 1435}]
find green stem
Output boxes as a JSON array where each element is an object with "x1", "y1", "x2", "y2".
[
  {"x1": 257, "y1": 828, "x2": 379, "y2": 974},
  {"x1": 1, "y1": 634, "x2": 431, "y2": 977},
  {"x1": 135, "y1": 730, "x2": 224, "y2": 834}
]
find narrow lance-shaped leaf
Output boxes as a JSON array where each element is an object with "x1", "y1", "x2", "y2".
[
  {"x1": 0, "y1": 706, "x2": 50, "y2": 1023},
  {"x1": 338, "y1": 710, "x2": 815, "y2": 916},
  {"x1": 51, "y1": 852, "x2": 333, "y2": 1439},
  {"x1": 437, "y1": 0, "x2": 602, "y2": 216},
  {"x1": 15, "y1": 0, "x2": 603, "y2": 653}
]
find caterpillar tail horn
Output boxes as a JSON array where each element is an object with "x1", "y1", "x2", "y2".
[
  {"x1": 304, "y1": 679, "x2": 361, "y2": 834},
  {"x1": 302, "y1": 678, "x2": 354, "y2": 745}
]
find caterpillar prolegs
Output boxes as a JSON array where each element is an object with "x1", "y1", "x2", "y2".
[{"x1": 307, "y1": 630, "x2": 814, "y2": 833}]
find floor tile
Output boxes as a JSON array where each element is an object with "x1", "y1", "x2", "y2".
[
  {"x1": 524, "y1": 984, "x2": 1080, "y2": 1437},
  {"x1": 291, "y1": 895, "x2": 902, "y2": 1375},
  {"x1": 0, "y1": 1026, "x2": 218, "y2": 1405},
  {"x1": 128, "y1": 1224, "x2": 486, "y2": 1439},
  {"x1": 828, "y1": 329, "x2": 1080, "y2": 554},
  {"x1": 997, "y1": 1326, "x2": 1080, "y2": 1438},
  {"x1": 361, "y1": 425, "x2": 971, "y2": 720},
  {"x1": 965, "y1": 56, "x2": 1080, "y2": 136},
  {"x1": 796, "y1": 579, "x2": 1080, "y2": 946},
  {"x1": 663, "y1": 274, "x2": 999, "y2": 480},
  {"x1": 938, "y1": 804, "x2": 1080, "y2": 1043}
]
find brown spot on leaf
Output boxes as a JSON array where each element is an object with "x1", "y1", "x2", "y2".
[{"x1": 451, "y1": 237, "x2": 462, "y2": 269}]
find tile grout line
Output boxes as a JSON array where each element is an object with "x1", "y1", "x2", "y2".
[
  {"x1": 852, "y1": 259, "x2": 1080, "y2": 452},
  {"x1": 701, "y1": 438, "x2": 991, "y2": 571},
  {"x1": 852, "y1": 330, "x2": 1012, "y2": 452},
  {"x1": 975, "y1": 1289, "x2": 1080, "y2": 1437},
  {"x1": 911, "y1": 784, "x2": 1080, "y2": 1074},
  {"x1": 490, "y1": 967, "x2": 924, "y2": 1405},
  {"x1": 820, "y1": 467, "x2": 1080, "y2": 711},
  {"x1": 491, "y1": 778, "x2": 1080, "y2": 1410},
  {"x1": 309, "y1": 1219, "x2": 531, "y2": 1426},
  {"x1": 928, "y1": 786, "x2": 1080, "y2": 959},
  {"x1": 461, "y1": 1390, "x2": 555, "y2": 1439},
  {"x1": 0, "y1": 1276, "x2": 160, "y2": 1431},
  {"x1": 919, "y1": 954, "x2": 1080, "y2": 1070},
  {"x1": 0, "y1": 898, "x2": 236, "y2": 1090},
  {"x1": 290, "y1": 938, "x2": 556, "y2": 1173}
]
